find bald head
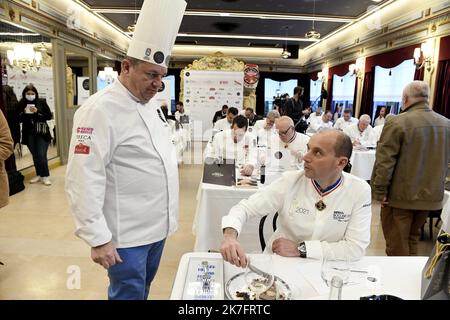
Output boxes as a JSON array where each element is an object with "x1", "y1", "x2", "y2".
[
  {"x1": 315, "y1": 129, "x2": 353, "y2": 160},
  {"x1": 275, "y1": 116, "x2": 295, "y2": 142},
  {"x1": 402, "y1": 81, "x2": 429, "y2": 111}
]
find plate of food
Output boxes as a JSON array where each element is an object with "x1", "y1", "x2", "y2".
[{"x1": 225, "y1": 272, "x2": 293, "y2": 300}]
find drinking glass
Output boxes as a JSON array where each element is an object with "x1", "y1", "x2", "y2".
[{"x1": 321, "y1": 252, "x2": 350, "y2": 286}]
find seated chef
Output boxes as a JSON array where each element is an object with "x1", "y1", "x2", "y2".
[
  {"x1": 220, "y1": 129, "x2": 372, "y2": 267},
  {"x1": 264, "y1": 116, "x2": 310, "y2": 168},
  {"x1": 206, "y1": 115, "x2": 257, "y2": 176},
  {"x1": 343, "y1": 114, "x2": 377, "y2": 148},
  {"x1": 254, "y1": 110, "x2": 280, "y2": 146}
]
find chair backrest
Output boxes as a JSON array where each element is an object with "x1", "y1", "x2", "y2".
[{"x1": 259, "y1": 212, "x2": 279, "y2": 251}]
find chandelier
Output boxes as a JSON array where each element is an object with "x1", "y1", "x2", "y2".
[
  {"x1": 281, "y1": 26, "x2": 291, "y2": 59},
  {"x1": 6, "y1": 43, "x2": 43, "y2": 72},
  {"x1": 305, "y1": 0, "x2": 321, "y2": 40}
]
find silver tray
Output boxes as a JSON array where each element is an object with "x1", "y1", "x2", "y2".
[{"x1": 225, "y1": 272, "x2": 293, "y2": 300}]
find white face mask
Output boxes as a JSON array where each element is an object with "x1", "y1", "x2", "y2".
[{"x1": 25, "y1": 94, "x2": 36, "y2": 101}]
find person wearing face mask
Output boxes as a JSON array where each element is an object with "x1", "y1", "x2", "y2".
[
  {"x1": 372, "y1": 81, "x2": 450, "y2": 256},
  {"x1": 17, "y1": 84, "x2": 53, "y2": 186}
]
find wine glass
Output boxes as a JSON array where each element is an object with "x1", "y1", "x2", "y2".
[
  {"x1": 244, "y1": 254, "x2": 275, "y2": 300},
  {"x1": 321, "y1": 252, "x2": 350, "y2": 286}
]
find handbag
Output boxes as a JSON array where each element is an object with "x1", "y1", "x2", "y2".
[
  {"x1": 421, "y1": 232, "x2": 450, "y2": 300},
  {"x1": 33, "y1": 121, "x2": 50, "y2": 136}
]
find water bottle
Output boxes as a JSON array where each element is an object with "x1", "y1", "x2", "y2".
[
  {"x1": 260, "y1": 165, "x2": 266, "y2": 184},
  {"x1": 328, "y1": 275, "x2": 343, "y2": 300}
]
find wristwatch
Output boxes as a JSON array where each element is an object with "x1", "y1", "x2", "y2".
[{"x1": 298, "y1": 241, "x2": 307, "y2": 258}]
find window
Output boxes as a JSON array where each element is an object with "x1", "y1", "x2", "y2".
[
  {"x1": 332, "y1": 72, "x2": 356, "y2": 114},
  {"x1": 163, "y1": 75, "x2": 176, "y2": 113},
  {"x1": 310, "y1": 79, "x2": 322, "y2": 110},
  {"x1": 372, "y1": 59, "x2": 415, "y2": 123},
  {"x1": 264, "y1": 79, "x2": 297, "y2": 115}
]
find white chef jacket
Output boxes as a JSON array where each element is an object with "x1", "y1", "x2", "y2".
[
  {"x1": 214, "y1": 117, "x2": 233, "y2": 131},
  {"x1": 373, "y1": 124, "x2": 384, "y2": 142},
  {"x1": 306, "y1": 117, "x2": 333, "y2": 134},
  {"x1": 265, "y1": 133, "x2": 310, "y2": 168},
  {"x1": 222, "y1": 170, "x2": 372, "y2": 260},
  {"x1": 374, "y1": 116, "x2": 385, "y2": 127},
  {"x1": 65, "y1": 80, "x2": 179, "y2": 248},
  {"x1": 253, "y1": 119, "x2": 266, "y2": 131},
  {"x1": 205, "y1": 129, "x2": 257, "y2": 167},
  {"x1": 333, "y1": 117, "x2": 358, "y2": 131},
  {"x1": 343, "y1": 123, "x2": 377, "y2": 147},
  {"x1": 307, "y1": 112, "x2": 323, "y2": 124}
]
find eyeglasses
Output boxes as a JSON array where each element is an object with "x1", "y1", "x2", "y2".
[{"x1": 279, "y1": 126, "x2": 293, "y2": 135}]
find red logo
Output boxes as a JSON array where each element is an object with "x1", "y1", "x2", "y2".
[
  {"x1": 74, "y1": 143, "x2": 90, "y2": 155},
  {"x1": 77, "y1": 127, "x2": 94, "y2": 134}
]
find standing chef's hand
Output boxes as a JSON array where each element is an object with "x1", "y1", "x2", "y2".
[
  {"x1": 220, "y1": 228, "x2": 247, "y2": 268},
  {"x1": 272, "y1": 238, "x2": 301, "y2": 257},
  {"x1": 91, "y1": 241, "x2": 123, "y2": 269}
]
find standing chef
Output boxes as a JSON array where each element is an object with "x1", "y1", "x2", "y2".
[{"x1": 65, "y1": 0, "x2": 186, "y2": 300}]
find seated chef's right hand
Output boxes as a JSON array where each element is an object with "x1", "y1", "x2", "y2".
[
  {"x1": 220, "y1": 228, "x2": 247, "y2": 268},
  {"x1": 91, "y1": 241, "x2": 123, "y2": 269}
]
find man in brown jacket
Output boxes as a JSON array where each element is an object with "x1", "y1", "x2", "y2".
[
  {"x1": 371, "y1": 81, "x2": 450, "y2": 256},
  {"x1": 0, "y1": 110, "x2": 14, "y2": 208}
]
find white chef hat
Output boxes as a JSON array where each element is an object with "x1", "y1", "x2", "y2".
[{"x1": 127, "y1": 0, "x2": 186, "y2": 67}]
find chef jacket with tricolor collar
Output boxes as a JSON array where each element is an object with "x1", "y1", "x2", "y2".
[{"x1": 222, "y1": 170, "x2": 372, "y2": 260}]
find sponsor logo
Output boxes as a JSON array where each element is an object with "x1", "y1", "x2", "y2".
[
  {"x1": 333, "y1": 211, "x2": 350, "y2": 222},
  {"x1": 77, "y1": 127, "x2": 94, "y2": 134},
  {"x1": 74, "y1": 143, "x2": 90, "y2": 155},
  {"x1": 212, "y1": 172, "x2": 224, "y2": 177}
]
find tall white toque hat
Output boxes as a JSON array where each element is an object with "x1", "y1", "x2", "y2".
[{"x1": 127, "y1": 0, "x2": 187, "y2": 67}]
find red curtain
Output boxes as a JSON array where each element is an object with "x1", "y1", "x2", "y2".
[
  {"x1": 414, "y1": 67, "x2": 424, "y2": 80},
  {"x1": 326, "y1": 62, "x2": 354, "y2": 111},
  {"x1": 438, "y1": 35, "x2": 450, "y2": 61},
  {"x1": 359, "y1": 70, "x2": 374, "y2": 117},
  {"x1": 433, "y1": 60, "x2": 450, "y2": 118}
]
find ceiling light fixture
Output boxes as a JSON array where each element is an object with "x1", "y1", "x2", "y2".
[
  {"x1": 305, "y1": 0, "x2": 321, "y2": 40},
  {"x1": 281, "y1": 26, "x2": 291, "y2": 59},
  {"x1": 177, "y1": 33, "x2": 318, "y2": 42},
  {"x1": 91, "y1": 9, "x2": 354, "y2": 23}
]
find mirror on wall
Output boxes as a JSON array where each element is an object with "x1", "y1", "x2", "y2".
[{"x1": 0, "y1": 19, "x2": 58, "y2": 171}]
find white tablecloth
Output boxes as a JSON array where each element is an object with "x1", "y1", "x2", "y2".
[
  {"x1": 193, "y1": 183, "x2": 262, "y2": 252},
  {"x1": 349, "y1": 149, "x2": 376, "y2": 180},
  {"x1": 170, "y1": 252, "x2": 428, "y2": 300}
]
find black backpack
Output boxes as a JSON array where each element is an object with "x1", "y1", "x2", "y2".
[{"x1": 8, "y1": 170, "x2": 25, "y2": 196}]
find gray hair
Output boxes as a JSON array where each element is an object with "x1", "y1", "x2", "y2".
[
  {"x1": 403, "y1": 81, "x2": 429, "y2": 100},
  {"x1": 267, "y1": 110, "x2": 280, "y2": 120},
  {"x1": 359, "y1": 114, "x2": 371, "y2": 123}
]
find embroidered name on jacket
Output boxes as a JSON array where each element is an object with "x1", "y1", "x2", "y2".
[
  {"x1": 333, "y1": 211, "x2": 350, "y2": 222},
  {"x1": 295, "y1": 207, "x2": 310, "y2": 215}
]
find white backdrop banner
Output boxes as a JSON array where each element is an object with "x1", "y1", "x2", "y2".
[
  {"x1": 153, "y1": 79, "x2": 171, "y2": 113},
  {"x1": 77, "y1": 77, "x2": 90, "y2": 106},
  {"x1": 7, "y1": 66, "x2": 55, "y2": 112},
  {"x1": 183, "y1": 70, "x2": 243, "y2": 141}
]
